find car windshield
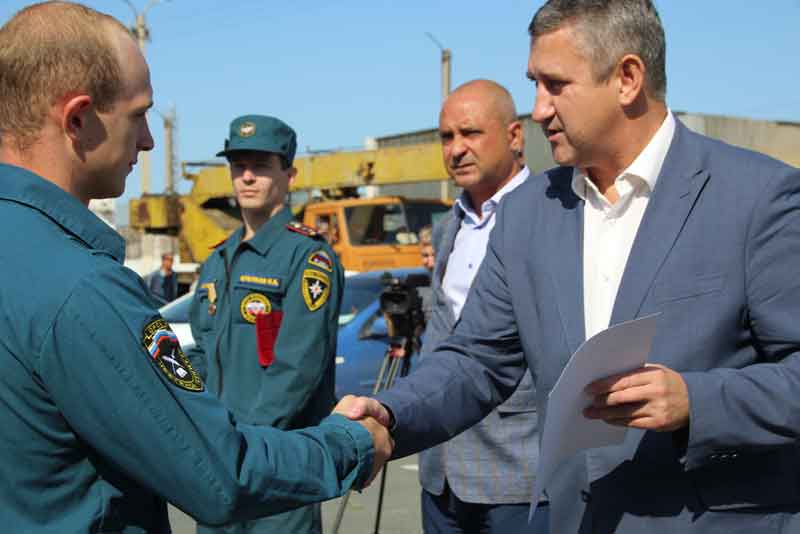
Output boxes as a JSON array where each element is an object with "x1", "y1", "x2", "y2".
[
  {"x1": 403, "y1": 201, "x2": 450, "y2": 233},
  {"x1": 339, "y1": 276, "x2": 384, "y2": 326},
  {"x1": 345, "y1": 201, "x2": 450, "y2": 246}
]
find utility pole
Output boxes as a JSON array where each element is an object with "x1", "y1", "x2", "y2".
[
  {"x1": 162, "y1": 106, "x2": 177, "y2": 194},
  {"x1": 425, "y1": 33, "x2": 452, "y2": 200},
  {"x1": 121, "y1": 0, "x2": 170, "y2": 195},
  {"x1": 425, "y1": 32, "x2": 451, "y2": 101}
]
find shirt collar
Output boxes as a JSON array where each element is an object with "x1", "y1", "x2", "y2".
[
  {"x1": 454, "y1": 166, "x2": 530, "y2": 224},
  {"x1": 225, "y1": 206, "x2": 294, "y2": 256},
  {"x1": 571, "y1": 110, "x2": 676, "y2": 200},
  {"x1": 0, "y1": 163, "x2": 125, "y2": 262}
]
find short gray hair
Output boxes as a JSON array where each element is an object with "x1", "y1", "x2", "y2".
[{"x1": 528, "y1": 0, "x2": 667, "y2": 101}]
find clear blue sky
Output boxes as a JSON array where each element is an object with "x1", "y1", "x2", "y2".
[{"x1": 2, "y1": 0, "x2": 799, "y2": 208}]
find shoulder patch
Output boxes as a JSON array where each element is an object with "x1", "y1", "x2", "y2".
[
  {"x1": 302, "y1": 269, "x2": 331, "y2": 311},
  {"x1": 142, "y1": 318, "x2": 204, "y2": 392},
  {"x1": 308, "y1": 250, "x2": 334, "y2": 272},
  {"x1": 286, "y1": 221, "x2": 322, "y2": 239}
]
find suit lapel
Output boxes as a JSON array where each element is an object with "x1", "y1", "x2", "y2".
[
  {"x1": 435, "y1": 209, "x2": 462, "y2": 285},
  {"x1": 432, "y1": 209, "x2": 462, "y2": 323},
  {"x1": 544, "y1": 170, "x2": 587, "y2": 355},
  {"x1": 610, "y1": 120, "x2": 710, "y2": 325}
]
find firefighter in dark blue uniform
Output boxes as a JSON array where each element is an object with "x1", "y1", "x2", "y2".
[
  {"x1": 188, "y1": 115, "x2": 343, "y2": 534},
  {"x1": 0, "y1": 4, "x2": 389, "y2": 532}
]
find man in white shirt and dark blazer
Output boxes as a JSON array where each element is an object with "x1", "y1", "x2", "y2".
[{"x1": 338, "y1": 1, "x2": 800, "y2": 532}]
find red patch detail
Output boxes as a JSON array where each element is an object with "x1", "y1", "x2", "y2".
[{"x1": 256, "y1": 311, "x2": 283, "y2": 367}]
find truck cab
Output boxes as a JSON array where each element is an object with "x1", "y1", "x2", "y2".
[{"x1": 302, "y1": 196, "x2": 450, "y2": 273}]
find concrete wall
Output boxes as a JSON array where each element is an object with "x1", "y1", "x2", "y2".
[{"x1": 676, "y1": 112, "x2": 799, "y2": 168}]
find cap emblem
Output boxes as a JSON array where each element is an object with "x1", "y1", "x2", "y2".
[{"x1": 239, "y1": 121, "x2": 256, "y2": 137}]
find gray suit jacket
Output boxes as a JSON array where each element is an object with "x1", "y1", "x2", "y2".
[
  {"x1": 418, "y1": 208, "x2": 539, "y2": 504},
  {"x1": 378, "y1": 119, "x2": 800, "y2": 533}
]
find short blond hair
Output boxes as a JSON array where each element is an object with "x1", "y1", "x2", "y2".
[
  {"x1": 418, "y1": 225, "x2": 433, "y2": 247},
  {"x1": 0, "y1": 1, "x2": 129, "y2": 149}
]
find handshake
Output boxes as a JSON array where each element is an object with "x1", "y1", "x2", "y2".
[{"x1": 333, "y1": 395, "x2": 394, "y2": 487}]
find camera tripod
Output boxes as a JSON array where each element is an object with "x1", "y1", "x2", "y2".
[{"x1": 331, "y1": 334, "x2": 417, "y2": 534}]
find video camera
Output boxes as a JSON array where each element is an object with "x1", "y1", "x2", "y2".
[{"x1": 378, "y1": 271, "x2": 429, "y2": 342}]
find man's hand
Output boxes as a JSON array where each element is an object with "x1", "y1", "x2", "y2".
[
  {"x1": 355, "y1": 416, "x2": 393, "y2": 486},
  {"x1": 334, "y1": 395, "x2": 393, "y2": 486},
  {"x1": 583, "y1": 364, "x2": 690, "y2": 431},
  {"x1": 334, "y1": 395, "x2": 392, "y2": 428}
]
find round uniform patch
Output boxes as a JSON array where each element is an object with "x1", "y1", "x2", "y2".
[
  {"x1": 302, "y1": 269, "x2": 330, "y2": 311},
  {"x1": 141, "y1": 318, "x2": 204, "y2": 392},
  {"x1": 240, "y1": 292, "x2": 272, "y2": 323}
]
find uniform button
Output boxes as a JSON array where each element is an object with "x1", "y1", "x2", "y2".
[{"x1": 468, "y1": 263, "x2": 473, "y2": 269}]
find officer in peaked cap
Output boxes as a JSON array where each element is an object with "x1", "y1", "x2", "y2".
[{"x1": 188, "y1": 114, "x2": 344, "y2": 534}]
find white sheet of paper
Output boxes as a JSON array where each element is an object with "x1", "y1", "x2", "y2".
[{"x1": 528, "y1": 313, "x2": 660, "y2": 521}]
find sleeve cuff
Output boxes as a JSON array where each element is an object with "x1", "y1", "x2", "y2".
[{"x1": 321, "y1": 413, "x2": 375, "y2": 489}]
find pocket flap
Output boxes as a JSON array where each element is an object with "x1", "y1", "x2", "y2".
[{"x1": 653, "y1": 273, "x2": 725, "y2": 303}]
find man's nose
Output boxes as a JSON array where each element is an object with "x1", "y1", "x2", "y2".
[
  {"x1": 531, "y1": 85, "x2": 554, "y2": 124},
  {"x1": 139, "y1": 117, "x2": 155, "y2": 151},
  {"x1": 450, "y1": 136, "x2": 468, "y2": 161}
]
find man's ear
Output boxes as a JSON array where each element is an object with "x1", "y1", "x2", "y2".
[
  {"x1": 507, "y1": 120, "x2": 524, "y2": 156},
  {"x1": 61, "y1": 94, "x2": 93, "y2": 143},
  {"x1": 288, "y1": 166, "x2": 298, "y2": 187},
  {"x1": 616, "y1": 54, "x2": 646, "y2": 106}
]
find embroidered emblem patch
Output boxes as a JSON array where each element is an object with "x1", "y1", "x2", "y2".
[
  {"x1": 141, "y1": 318, "x2": 203, "y2": 392},
  {"x1": 239, "y1": 121, "x2": 256, "y2": 137},
  {"x1": 308, "y1": 250, "x2": 334, "y2": 272},
  {"x1": 240, "y1": 292, "x2": 272, "y2": 323},
  {"x1": 302, "y1": 269, "x2": 330, "y2": 311}
]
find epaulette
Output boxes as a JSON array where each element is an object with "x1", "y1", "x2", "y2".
[
  {"x1": 208, "y1": 236, "x2": 229, "y2": 249},
  {"x1": 286, "y1": 221, "x2": 322, "y2": 239}
]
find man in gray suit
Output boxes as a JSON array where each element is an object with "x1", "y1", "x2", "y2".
[
  {"x1": 338, "y1": 0, "x2": 800, "y2": 532},
  {"x1": 419, "y1": 79, "x2": 543, "y2": 534}
]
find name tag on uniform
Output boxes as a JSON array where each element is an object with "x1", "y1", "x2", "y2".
[{"x1": 239, "y1": 274, "x2": 281, "y2": 289}]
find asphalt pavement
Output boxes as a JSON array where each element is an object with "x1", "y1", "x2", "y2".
[{"x1": 168, "y1": 454, "x2": 423, "y2": 534}]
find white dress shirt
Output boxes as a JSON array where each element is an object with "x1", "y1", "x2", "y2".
[
  {"x1": 442, "y1": 167, "x2": 530, "y2": 319},
  {"x1": 575, "y1": 111, "x2": 676, "y2": 339}
]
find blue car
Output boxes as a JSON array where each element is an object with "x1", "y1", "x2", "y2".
[{"x1": 159, "y1": 267, "x2": 430, "y2": 399}]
